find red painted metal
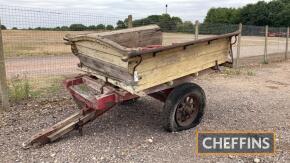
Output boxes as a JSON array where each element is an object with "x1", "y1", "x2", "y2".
[
  {"x1": 64, "y1": 75, "x2": 138, "y2": 110},
  {"x1": 64, "y1": 75, "x2": 181, "y2": 111},
  {"x1": 149, "y1": 88, "x2": 173, "y2": 102},
  {"x1": 96, "y1": 93, "x2": 116, "y2": 110}
]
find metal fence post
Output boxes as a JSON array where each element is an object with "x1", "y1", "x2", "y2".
[
  {"x1": 235, "y1": 23, "x2": 242, "y2": 68},
  {"x1": 285, "y1": 27, "x2": 289, "y2": 60},
  {"x1": 264, "y1": 25, "x2": 268, "y2": 64},
  {"x1": 0, "y1": 19, "x2": 9, "y2": 110},
  {"x1": 128, "y1": 15, "x2": 133, "y2": 28},
  {"x1": 195, "y1": 20, "x2": 199, "y2": 40}
]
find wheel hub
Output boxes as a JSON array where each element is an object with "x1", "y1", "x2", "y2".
[{"x1": 175, "y1": 95, "x2": 199, "y2": 127}]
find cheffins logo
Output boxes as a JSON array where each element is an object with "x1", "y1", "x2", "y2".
[{"x1": 196, "y1": 131, "x2": 275, "y2": 155}]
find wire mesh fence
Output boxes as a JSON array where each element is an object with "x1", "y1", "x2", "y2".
[
  {"x1": 0, "y1": 6, "x2": 125, "y2": 106},
  {"x1": 238, "y1": 25, "x2": 288, "y2": 65},
  {"x1": 0, "y1": 5, "x2": 289, "y2": 107}
]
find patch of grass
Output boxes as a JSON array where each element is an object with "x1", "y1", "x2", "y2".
[
  {"x1": 42, "y1": 78, "x2": 63, "y2": 95},
  {"x1": 246, "y1": 70, "x2": 256, "y2": 76},
  {"x1": 30, "y1": 76, "x2": 66, "y2": 98},
  {"x1": 222, "y1": 68, "x2": 256, "y2": 76},
  {"x1": 223, "y1": 68, "x2": 241, "y2": 75},
  {"x1": 8, "y1": 75, "x2": 67, "y2": 102},
  {"x1": 8, "y1": 75, "x2": 36, "y2": 102}
]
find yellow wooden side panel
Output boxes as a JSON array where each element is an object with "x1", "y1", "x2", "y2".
[
  {"x1": 76, "y1": 41, "x2": 128, "y2": 68},
  {"x1": 129, "y1": 38, "x2": 230, "y2": 91}
]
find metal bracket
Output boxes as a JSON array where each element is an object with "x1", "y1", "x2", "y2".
[{"x1": 212, "y1": 60, "x2": 221, "y2": 71}]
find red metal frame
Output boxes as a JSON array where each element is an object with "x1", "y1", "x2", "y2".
[
  {"x1": 64, "y1": 75, "x2": 139, "y2": 110},
  {"x1": 64, "y1": 75, "x2": 174, "y2": 111}
]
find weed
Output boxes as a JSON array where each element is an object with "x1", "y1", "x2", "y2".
[
  {"x1": 8, "y1": 75, "x2": 32, "y2": 102},
  {"x1": 246, "y1": 70, "x2": 256, "y2": 76},
  {"x1": 222, "y1": 68, "x2": 256, "y2": 76},
  {"x1": 223, "y1": 68, "x2": 241, "y2": 75}
]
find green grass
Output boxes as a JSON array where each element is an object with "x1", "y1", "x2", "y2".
[
  {"x1": 223, "y1": 68, "x2": 241, "y2": 76},
  {"x1": 246, "y1": 69, "x2": 256, "y2": 76},
  {"x1": 222, "y1": 68, "x2": 256, "y2": 76},
  {"x1": 8, "y1": 76, "x2": 66, "y2": 102},
  {"x1": 8, "y1": 76, "x2": 35, "y2": 102}
]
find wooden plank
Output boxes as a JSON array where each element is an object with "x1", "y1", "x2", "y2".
[
  {"x1": 0, "y1": 19, "x2": 9, "y2": 110},
  {"x1": 76, "y1": 41, "x2": 128, "y2": 68},
  {"x1": 235, "y1": 23, "x2": 242, "y2": 68},
  {"x1": 285, "y1": 27, "x2": 289, "y2": 60},
  {"x1": 134, "y1": 52, "x2": 228, "y2": 91},
  {"x1": 103, "y1": 29, "x2": 162, "y2": 48},
  {"x1": 78, "y1": 54, "x2": 133, "y2": 83},
  {"x1": 128, "y1": 15, "x2": 133, "y2": 28},
  {"x1": 264, "y1": 25, "x2": 268, "y2": 63},
  {"x1": 78, "y1": 67, "x2": 137, "y2": 94},
  {"x1": 195, "y1": 20, "x2": 199, "y2": 40},
  {"x1": 79, "y1": 25, "x2": 162, "y2": 48},
  {"x1": 22, "y1": 111, "x2": 82, "y2": 148},
  {"x1": 128, "y1": 39, "x2": 230, "y2": 91},
  {"x1": 47, "y1": 110, "x2": 98, "y2": 142},
  {"x1": 128, "y1": 39, "x2": 229, "y2": 73},
  {"x1": 76, "y1": 40, "x2": 124, "y2": 57}
]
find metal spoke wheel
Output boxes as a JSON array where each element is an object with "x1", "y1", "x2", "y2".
[
  {"x1": 175, "y1": 95, "x2": 200, "y2": 127},
  {"x1": 163, "y1": 83, "x2": 206, "y2": 132}
]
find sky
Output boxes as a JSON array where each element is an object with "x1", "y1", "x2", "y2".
[{"x1": 0, "y1": 0, "x2": 270, "y2": 28}]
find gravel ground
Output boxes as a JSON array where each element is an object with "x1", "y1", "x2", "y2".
[{"x1": 1, "y1": 61, "x2": 290, "y2": 163}]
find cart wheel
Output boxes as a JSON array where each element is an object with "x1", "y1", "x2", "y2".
[
  {"x1": 120, "y1": 97, "x2": 140, "y2": 105},
  {"x1": 163, "y1": 83, "x2": 206, "y2": 132},
  {"x1": 72, "y1": 97, "x2": 85, "y2": 109}
]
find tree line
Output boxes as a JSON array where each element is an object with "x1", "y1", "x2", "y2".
[
  {"x1": 205, "y1": 0, "x2": 290, "y2": 27},
  {"x1": 115, "y1": 14, "x2": 195, "y2": 32},
  {"x1": 1, "y1": 14, "x2": 195, "y2": 33},
  {"x1": 0, "y1": 24, "x2": 114, "y2": 31}
]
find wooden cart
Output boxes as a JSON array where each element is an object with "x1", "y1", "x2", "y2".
[{"x1": 23, "y1": 25, "x2": 239, "y2": 148}]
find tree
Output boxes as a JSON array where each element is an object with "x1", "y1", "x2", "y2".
[
  {"x1": 12, "y1": 27, "x2": 18, "y2": 30},
  {"x1": 204, "y1": 8, "x2": 240, "y2": 24},
  {"x1": 268, "y1": 0, "x2": 286, "y2": 26},
  {"x1": 106, "y1": 25, "x2": 114, "y2": 30},
  {"x1": 87, "y1": 25, "x2": 96, "y2": 30},
  {"x1": 277, "y1": 4, "x2": 290, "y2": 26},
  {"x1": 69, "y1": 24, "x2": 87, "y2": 31},
  {"x1": 116, "y1": 20, "x2": 126, "y2": 29},
  {"x1": 1, "y1": 25, "x2": 6, "y2": 30},
  {"x1": 60, "y1": 26, "x2": 69, "y2": 31},
  {"x1": 96, "y1": 24, "x2": 105, "y2": 30},
  {"x1": 129, "y1": 14, "x2": 184, "y2": 32},
  {"x1": 177, "y1": 21, "x2": 194, "y2": 32},
  {"x1": 157, "y1": 14, "x2": 174, "y2": 31},
  {"x1": 240, "y1": 1, "x2": 269, "y2": 26},
  {"x1": 54, "y1": 26, "x2": 61, "y2": 31},
  {"x1": 203, "y1": 0, "x2": 290, "y2": 27}
]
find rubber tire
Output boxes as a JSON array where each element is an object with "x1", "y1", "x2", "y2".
[{"x1": 163, "y1": 83, "x2": 206, "y2": 132}]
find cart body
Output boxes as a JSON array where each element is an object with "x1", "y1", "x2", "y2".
[{"x1": 65, "y1": 25, "x2": 238, "y2": 95}]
